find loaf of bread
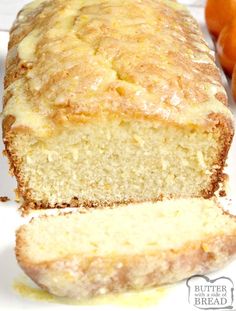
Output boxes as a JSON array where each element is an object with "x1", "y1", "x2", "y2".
[
  {"x1": 3, "y1": 0, "x2": 234, "y2": 209},
  {"x1": 16, "y1": 198, "x2": 236, "y2": 300}
]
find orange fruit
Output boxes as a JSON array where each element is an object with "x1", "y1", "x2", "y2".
[
  {"x1": 205, "y1": 0, "x2": 236, "y2": 38},
  {"x1": 216, "y1": 18, "x2": 236, "y2": 76},
  {"x1": 232, "y1": 65, "x2": 236, "y2": 101}
]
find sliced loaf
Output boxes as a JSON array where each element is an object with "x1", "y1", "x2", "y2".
[{"x1": 16, "y1": 198, "x2": 236, "y2": 300}]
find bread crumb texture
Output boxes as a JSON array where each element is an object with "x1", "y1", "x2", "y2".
[{"x1": 7, "y1": 119, "x2": 231, "y2": 205}]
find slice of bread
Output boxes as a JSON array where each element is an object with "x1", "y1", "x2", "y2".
[{"x1": 16, "y1": 198, "x2": 236, "y2": 300}]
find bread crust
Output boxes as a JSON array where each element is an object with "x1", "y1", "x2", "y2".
[
  {"x1": 200, "y1": 113, "x2": 234, "y2": 198},
  {"x1": 15, "y1": 233, "x2": 236, "y2": 299},
  {"x1": 3, "y1": 0, "x2": 234, "y2": 130}
]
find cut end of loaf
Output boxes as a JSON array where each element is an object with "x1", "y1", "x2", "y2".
[
  {"x1": 6, "y1": 116, "x2": 233, "y2": 209},
  {"x1": 16, "y1": 198, "x2": 236, "y2": 299}
]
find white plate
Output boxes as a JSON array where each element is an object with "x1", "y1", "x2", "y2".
[{"x1": 0, "y1": 3, "x2": 236, "y2": 311}]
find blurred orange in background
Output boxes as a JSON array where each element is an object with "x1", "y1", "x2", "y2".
[
  {"x1": 205, "y1": 0, "x2": 236, "y2": 38},
  {"x1": 232, "y1": 66, "x2": 236, "y2": 100},
  {"x1": 216, "y1": 19, "x2": 236, "y2": 76}
]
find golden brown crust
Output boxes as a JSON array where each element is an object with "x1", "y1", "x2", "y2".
[
  {"x1": 200, "y1": 113, "x2": 234, "y2": 198},
  {"x1": 2, "y1": 0, "x2": 234, "y2": 135}
]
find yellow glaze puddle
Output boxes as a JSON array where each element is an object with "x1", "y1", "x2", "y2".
[{"x1": 13, "y1": 276, "x2": 168, "y2": 307}]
